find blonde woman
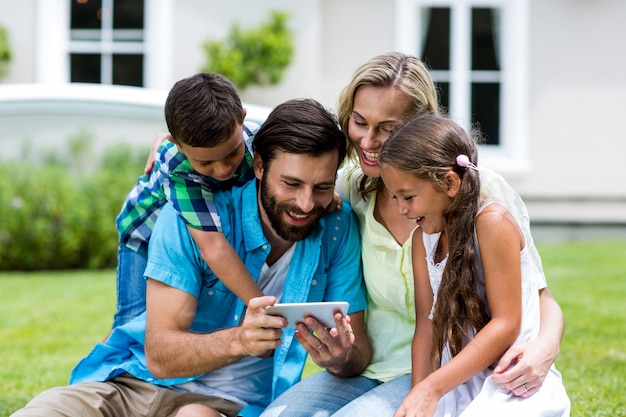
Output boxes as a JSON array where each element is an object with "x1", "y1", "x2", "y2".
[{"x1": 261, "y1": 52, "x2": 564, "y2": 416}]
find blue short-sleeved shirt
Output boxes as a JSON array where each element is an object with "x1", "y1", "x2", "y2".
[{"x1": 69, "y1": 180, "x2": 366, "y2": 416}]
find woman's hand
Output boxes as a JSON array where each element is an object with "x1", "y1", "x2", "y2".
[
  {"x1": 143, "y1": 132, "x2": 171, "y2": 174},
  {"x1": 324, "y1": 192, "x2": 343, "y2": 213},
  {"x1": 492, "y1": 287, "x2": 563, "y2": 398},
  {"x1": 491, "y1": 338, "x2": 556, "y2": 397}
]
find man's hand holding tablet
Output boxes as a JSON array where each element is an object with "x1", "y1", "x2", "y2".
[{"x1": 265, "y1": 301, "x2": 349, "y2": 328}]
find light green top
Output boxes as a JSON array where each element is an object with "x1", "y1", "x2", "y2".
[
  {"x1": 337, "y1": 162, "x2": 416, "y2": 380},
  {"x1": 336, "y1": 160, "x2": 547, "y2": 382}
]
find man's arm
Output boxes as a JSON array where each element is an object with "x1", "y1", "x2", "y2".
[{"x1": 144, "y1": 279, "x2": 284, "y2": 379}]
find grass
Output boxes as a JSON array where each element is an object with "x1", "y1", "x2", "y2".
[
  {"x1": 1, "y1": 240, "x2": 626, "y2": 416},
  {"x1": 539, "y1": 240, "x2": 626, "y2": 416},
  {"x1": 0, "y1": 270, "x2": 116, "y2": 415}
]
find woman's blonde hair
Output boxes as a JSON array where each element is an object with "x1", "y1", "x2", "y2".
[{"x1": 337, "y1": 52, "x2": 440, "y2": 197}]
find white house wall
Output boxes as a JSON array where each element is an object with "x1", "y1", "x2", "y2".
[
  {"x1": 317, "y1": 0, "x2": 397, "y2": 108},
  {"x1": 166, "y1": 0, "x2": 323, "y2": 108},
  {"x1": 517, "y1": 0, "x2": 626, "y2": 223},
  {"x1": 0, "y1": 0, "x2": 36, "y2": 83},
  {"x1": 526, "y1": 0, "x2": 626, "y2": 197},
  {"x1": 163, "y1": 0, "x2": 396, "y2": 110},
  {"x1": 0, "y1": 0, "x2": 624, "y2": 225},
  {"x1": 0, "y1": 83, "x2": 169, "y2": 161}
]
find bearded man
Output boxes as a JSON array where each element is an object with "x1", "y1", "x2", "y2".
[{"x1": 12, "y1": 99, "x2": 370, "y2": 417}]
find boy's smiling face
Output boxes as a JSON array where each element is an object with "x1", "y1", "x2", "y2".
[{"x1": 175, "y1": 123, "x2": 246, "y2": 180}]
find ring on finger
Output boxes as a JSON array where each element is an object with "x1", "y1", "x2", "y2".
[
  {"x1": 523, "y1": 384, "x2": 529, "y2": 393},
  {"x1": 316, "y1": 343, "x2": 324, "y2": 350}
]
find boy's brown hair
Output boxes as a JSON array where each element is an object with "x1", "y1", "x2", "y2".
[{"x1": 165, "y1": 72, "x2": 244, "y2": 147}]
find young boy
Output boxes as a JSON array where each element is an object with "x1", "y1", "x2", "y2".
[{"x1": 113, "y1": 72, "x2": 263, "y2": 328}]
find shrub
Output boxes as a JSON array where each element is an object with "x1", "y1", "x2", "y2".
[
  {"x1": 200, "y1": 11, "x2": 294, "y2": 90},
  {"x1": 0, "y1": 136, "x2": 147, "y2": 270},
  {"x1": 0, "y1": 25, "x2": 11, "y2": 80}
]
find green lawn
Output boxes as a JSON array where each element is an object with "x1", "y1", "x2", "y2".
[
  {"x1": 1, "y1": 240, "x2": 626, "y2": 416},
  {"x1": 0, "y1": 270, "x2": 116, "y2": 415}
]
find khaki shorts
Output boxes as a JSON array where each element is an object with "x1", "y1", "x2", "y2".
[{"x1": 11, "y1": 375, "x2": 244, "y2": 417}]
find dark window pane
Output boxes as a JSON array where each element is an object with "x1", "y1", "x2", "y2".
[
  {"x1": 471, "y1": 83, "x2": 500, "y2": 145},
  {"x1": 71, "y1": 0, "x2": 102, "y2": 29},
  {"x1": 114, "y1": 0, "x2": 144, "y2": 29},
  {"x1": 422, "y1": 8, "x2": 450, "y2": 70},
  {"x1": 436, "y1": 82, "x2": 449, "y2": 114},
  {"x1": 71, "y1": 53, "x2": 101, "y2": 83},
  {"x1": 113, "y1": 54, "x2": 143, "y2": 86},
  {"x1": 471, "y1": 8, "x2": 499, "y2": 71}
]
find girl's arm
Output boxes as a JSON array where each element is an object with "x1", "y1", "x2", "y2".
[
  {"x1": 479, "y1": 167, "x2": 564, "y2": 394},
  {"x1": 411, "y1": 228, "x2": 435, "y2": 385},
  {"x1": 395, "y1": 206, "x2": 524, "y2": 417},
  {"x1": 394, "y1": 228, "x2": 436, "y2": 417}
]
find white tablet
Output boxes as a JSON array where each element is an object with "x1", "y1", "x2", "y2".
[{"x1": 265, "y1": 301, "x2": 349, "y2": 328}]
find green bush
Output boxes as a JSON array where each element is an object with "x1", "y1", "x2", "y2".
[
  {"x1": 0, "y1": 25, "x2": 11, "y2": 79},
  {"x1": 0, "y1": 137, "x2": 147, "y2": 270},
  {"x1": 201, "y1": 11, "x2": 294, "y2": 90}
]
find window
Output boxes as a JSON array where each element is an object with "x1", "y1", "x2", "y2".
[
  {"x1": 69, "y1": 0, "x2": 145, "y2": 86},
  {"x1": 420, "y1": 6, "x2": 500, "y2": 145},
  {"x1": 395, "y1": 0, "x2": 530, "y2": 172}
]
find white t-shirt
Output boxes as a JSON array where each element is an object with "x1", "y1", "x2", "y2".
[{"x1": 171, "y1": 244, "x2": 296, "y2": 406}]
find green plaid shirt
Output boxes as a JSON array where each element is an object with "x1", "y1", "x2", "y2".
[{"x1": 116, "y1": 122, "x2": 259, "y2": 256}]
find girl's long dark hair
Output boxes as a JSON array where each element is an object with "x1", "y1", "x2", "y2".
[{"x1": 379, "y1": 114, "x2": 490, "y2": 368}]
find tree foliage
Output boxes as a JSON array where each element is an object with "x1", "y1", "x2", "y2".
[
  {"x1": 0, "y1": 25, "x2": 11, "y2": 80},
  {"x1": 200, "y1": 11, "x2": 294, "y2": 90}
]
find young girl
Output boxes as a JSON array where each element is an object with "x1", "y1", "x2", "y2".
[{"x1": 379, "y1": 114, "x2": 570, "y2": 417}]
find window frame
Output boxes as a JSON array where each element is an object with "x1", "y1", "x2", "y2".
[
  {"x1": 70, "y1": 0, "x2": 145, "y2": 86},
  {"x1": 395, "y1": 0, "x2": 530, "y2": 174},
  {"x1": 35, "y1": 0, "x2": 173, "y2": 90}
]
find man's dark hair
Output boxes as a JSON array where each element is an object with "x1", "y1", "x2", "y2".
[
  {"x1": 253, "y1": 98, "x2": 347, "y2": 170},
  {"x1": 165, "y1": 72, "x2": 244, "y2": 147}
]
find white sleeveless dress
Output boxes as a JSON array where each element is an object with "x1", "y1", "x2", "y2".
[{"x1": 422, "y1": 202, "x2": 570, "y2": 417}]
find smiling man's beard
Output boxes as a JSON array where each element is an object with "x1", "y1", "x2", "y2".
[{"x1": 260, "y1": 176, "x2": 328, "y2": 242}]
